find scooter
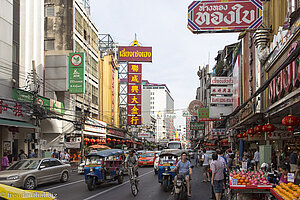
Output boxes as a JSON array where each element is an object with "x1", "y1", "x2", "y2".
[{"x1": 174, "y1": 174, "x2": 188, "y2": 200}]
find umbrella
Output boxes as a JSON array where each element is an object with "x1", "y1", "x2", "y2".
[{"x1": 89, "y1": 145, "x2": 111, "y2": 149}]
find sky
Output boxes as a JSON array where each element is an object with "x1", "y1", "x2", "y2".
[{"x1": 90, "y1": 0, "x2": 239, "y2": 126}]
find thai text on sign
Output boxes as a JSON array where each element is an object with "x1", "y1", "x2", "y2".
[
  {"x1": 119, "y1": 46, "x2": 152, "y2": 62},
  {"x1": 188, "y1": 0, "x2": 263, "y2": 33}
]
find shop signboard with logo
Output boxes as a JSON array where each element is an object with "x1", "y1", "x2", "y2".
[
  {"x1": 190, "y1": 122, "x2": 205, "y2": 130},
  {"x1": 211, "y1": 97, "x2": 233, "y2": 104},
  {"x1": 211, "y1": 77, "x2": 233, "y2": 85},
  {"x1": 211, "y1": 86, "x2": 233, "y2": 95},
  {"x1": 138, "y1": 132, "x2": 150, "y2": 138},
  {"x1": 188, "y1": 0, "x2": 263, "y2": 33},
  {"x1": 68, "y1": 52, "x2": 85, "y2": 94}
]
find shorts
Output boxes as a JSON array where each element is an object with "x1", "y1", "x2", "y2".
[
  {"x1": 203, "y1": 165, "x2": 209, "y2": 173},
  {"x1": 213, "y1": 179, "x2": 224, "y2": 194}
]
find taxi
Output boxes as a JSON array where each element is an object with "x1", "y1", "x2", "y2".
[
  {"x1": 138, "y1": 151, "x2": 156, "y2": 167},
  {"x1": 0, "y1": 183, "x2": 57, "y2": 199}
]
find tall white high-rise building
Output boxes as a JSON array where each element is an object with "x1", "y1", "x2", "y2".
[{"x1": 142, "y1": 80, "x2": 174, "y2": 143}]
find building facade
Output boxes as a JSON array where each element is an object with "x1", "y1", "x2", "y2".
[{"x1": 142, "y1": 80, "x2": 174, "y2": 143}]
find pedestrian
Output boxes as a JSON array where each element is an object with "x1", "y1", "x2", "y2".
[
  {"x1": 210, "y1": 153, "x2": 224, "y2": 200},
  {"x1": 290, "y1": 149, "x2": 299, "y2": 173},
  {"x1": 34, "y1": 149, "x2": 38, "y2": 158},
  {"x1": 18, "y1": 149, "x2": 27, "y2": 160},
  {"x1": 28, "y1": 150, "x2": 35, "y2": 158},
  {"x1": 7, "y1": 150, "x2": 13, "y2": 165},
  {"x1": 254, "y1": 149, "x2": 259, "y2": 170},
  {"x1": 64, "y1": 150, "x2": 70, "y2": 161},
  {"x1": 52, "y1": 149, "x2": 59, "y2": 159},
  {"x1": 195, "y1": 150, "x2": 199, "y2": 167},
  {"x1": 1, "y1": 153, "x2": 9, "y2": 171},
  {"x1": 60, "y1": 151, "x2": 65, "y2": 161},
  {"x1": 227, "y1": 154, "x2": 235, "y2": 171},
  {"x1": 217, "y1": 149, "x2": 227, "y2": 171},
  {"x1": 201, "y1": 149, "x2": 210, "y2": 182}
]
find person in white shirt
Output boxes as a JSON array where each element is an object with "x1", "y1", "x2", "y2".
[
  {"x1": 254, "y1": 149, "x2": 259, "y2": 170},
  {"x1": 201, "y1": 149, "x2": 210, "y2": 182}
]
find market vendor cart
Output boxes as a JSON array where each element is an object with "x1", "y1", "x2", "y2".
[
  {"x1": 270, "y1": 188, "x2": 285, "y2": 200},
  {"x1": 228, "y1": 184, "x2": 272, "y2": 200}
]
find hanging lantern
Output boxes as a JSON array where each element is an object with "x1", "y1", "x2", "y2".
[
  {"x1": 107, "y1": 138, "x2": 111, "y2": 142},
  {"x1": 248, "y1": 128, "x2": 254, "y2": 136},
  {"x1": 95, "y1": 139, "x2": 100, "y2": 143},
  {"x1": 254, "y1": 125, "x2": 263, "y2": 137},
  {"x1": 102, "y1": 139, "x2": 106, "y2": 144},
  {"x1": 112, "y1": 139, "x2": 116, "y2": 142},
  {"x1": 282, "y1": 115, "x2": 300, "y2": 135},
  {"x1": 117, "y1": 139, "x2": 120, "y2": 143},
  {"x1": 90, "y1": 139, "x2": 95, "y2": 144},
  {"x1": 237, "y1": 133, "x2": 242, "y2": 138},
  {"x1": 243, "y1": 132, "x2": 248, "y2": 138},
  {"x1": 262, "y1": 123, "x2": 275, "y2": 138},
  {"x1": 122, "y1": 140, "x2": 125, "y2": 143}
]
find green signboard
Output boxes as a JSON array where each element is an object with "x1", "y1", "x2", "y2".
[
  {"x1": 190, "y1": 122, "x2": 205, "y2": 130},
  {"x1": 68, "y1": 52, "x2": 85, "y2": 94},
  {"x1": 198, "y1": 108, "x2": 209, "y2": 119},
  {"x1": 12, "y1": 88, "x2": 65, "y2": 115}
]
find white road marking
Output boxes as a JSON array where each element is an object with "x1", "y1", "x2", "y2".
[
  {"x1": 83, "y1": 170, "x2": 153, "y2": 200},
  {"x1": 43, "y1": 179, "x2": 84, "y2": 191}
]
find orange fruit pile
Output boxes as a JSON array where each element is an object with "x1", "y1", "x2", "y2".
[
  {"x1": 232, "y1": 175, "x2": 250, "y2": 185},
  {"x1": 274, "y1": 183, "x2": 300, "y2": 200}
]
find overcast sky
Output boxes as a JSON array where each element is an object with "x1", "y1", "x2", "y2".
[{"x1": 90, "y1": 0, "x2": 239, "y2": 126}]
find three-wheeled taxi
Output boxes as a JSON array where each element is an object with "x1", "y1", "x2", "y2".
[
  {"x1": 84, "y1": 149, "x2": 124, "y2": 191},
  {"x1": 158, "y1": 149, "x2": 183, "y2": 192}
]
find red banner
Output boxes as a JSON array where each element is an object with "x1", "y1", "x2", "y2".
[
  {"x1": 128, "y1": 64, "x2": 142, "y2": 73},
  {"x1": 128, "y1": 95, "x2": 142, "y2": 105},
  {"x1": 128, "y1": 85, "x2": 141, "y2": 94},
  {"x1": 119, "y1": 46, "x2": 152, "y2": 62},
  {"x1": 128, "y1": 105, "x2": 142, "y2": 115},
  {"x1": 128, "y1": 115, "x2": 142, "y2": 125},
  {"x1": 128, "y1": 74, "x2": 142, "y2": 84}
]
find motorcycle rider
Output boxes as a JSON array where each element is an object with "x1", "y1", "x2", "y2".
[
  {"x1": 171, "y1": 152, "x2": 192, "y2": 197},
  {"x1": 125, "y1": 149, "x2": 139, "y2": 177}
]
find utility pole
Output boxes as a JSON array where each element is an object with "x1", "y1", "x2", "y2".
[{"x1": 32, "y1": 60, "x2": 41, "y2": 158}]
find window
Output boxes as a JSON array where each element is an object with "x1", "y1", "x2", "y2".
[
  {"x1": 45, "y1": 40, "x2": 54, "y2": 50},
  {"x1": 50, "y1": 160, "x2": 62, "y2": 166},
  {"x1": 40, "y1": 160, "x2": 51, "y2": 168},
  {"x1": 45, "y1": 6, "x2": 54, "y2": 17}
]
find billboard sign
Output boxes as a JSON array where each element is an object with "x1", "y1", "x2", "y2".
[
  {"x1": 128, "y1": 115, "x2": 142, "y2": 126},
  {"x1": 128, "y1": 64, "x2": 142, "y2": 73},
  {"x1": 188, "y1": 100, "x2": 204, "y2": 116},
  {"x1": 68, "y1": 52, "x2": 85, "y2": 94},
  {"x1": 211, "y1": 77, "x2": 233, "y2": 85},
  {"x1": 84, "y1": 117, "x2": 107, "y2": 134},
  {"x1": 128, "y1": 105, "x2": 142, "y2": 115},
  {"x1": 128, "y1": 95, "x2": 142, "y2": 105},
  {"x1": 138, "y1": 132, "x2": 150, "y2": 138},
  {"x1": 211, "y1": 86, "x2": 233, "y2": 95},
  {"x1": 198, "y1": 107, "x2": 209, "y2": 118},
  {"x1": 211, "y1": 97, "x2": 233, "y2": 104},
  {"x1": 190, "y1": 122, "x2": 205, "y2": 130},
  {"x1": 211, "y1": 129, "x2": 226, "y2": 136},
  {"x1": 128, "y1": 85, "x2": 142, "y2": 94},
  {"x1": 118, "y1": 46, "x2": 152, "y2": 62},
  {"x1": 128, "y1": 74, "x2": 142, "y2": 84},
  {"x1": 188, "y1": 0, "x2": 263, "y2": 33}
]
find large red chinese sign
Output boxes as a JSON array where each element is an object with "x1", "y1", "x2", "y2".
[
  {"x1": 119, "y1": 47, "x2": 152, "y2": 62},
  {"x1": 128, "y1": 64, "x2": 142, "y2": 125},
  {"x1": 188, "y1": 0, "x2": 263, "y2": 33}
]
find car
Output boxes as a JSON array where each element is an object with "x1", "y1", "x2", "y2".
[
  {"x1": 138, "y1": 152, "x2": 156, "y2": 167},
  {"x1": 0, "y1": 158, "x2": 71, "y2": 190},
  {"x1": 0, "y1": 183, "x2": 58, "y2": 199}
]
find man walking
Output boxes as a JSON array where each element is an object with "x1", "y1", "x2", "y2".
[
  {"x1": 201, "y1": 149, "x2": 210, "y2": 182},
  {"x1": 254, "y1": 149, "x2": 259, "y2": 170},
  {"x1": 211, "y1": 153, "x2": 224, "y2": 200},
  {"x1": 52, "y1": 149, "x2": 59, "y2": 159}
]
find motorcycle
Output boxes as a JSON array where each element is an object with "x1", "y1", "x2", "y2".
[{"x1": 173, "y1": 173, "x2": 190, "y2": 200}]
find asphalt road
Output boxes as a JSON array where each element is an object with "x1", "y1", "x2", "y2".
[{"x1": 37, "y1": 160, "x2": 213, "y2": 200}]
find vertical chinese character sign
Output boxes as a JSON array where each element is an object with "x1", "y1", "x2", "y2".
[
  {"x1": 128, "y1": 64, "x2": 142, "y2": 125},
  {"x1": 68, "y1": 52, "x2": 85, "y2": 94}
]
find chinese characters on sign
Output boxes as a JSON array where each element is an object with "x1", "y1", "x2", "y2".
[
  {"x1": 211, "y1": 86, "x2": 233, "y2": 95},
  {"x1": 211, "y1": 129, "x2": 226, "y2": 136},
  {"x1": 211, "y1": 97, "x2": 233, "y2": 104},
  {"x1": 188, "y1": 0, "x2": 263, "y2": 33},
  {"x1": 198, "y1": 107, "x2": 209, "y2": 119},
  {"x1": 190, "y1": 122, "x2": 205, "y2": 130},
  {"x1": 128, "y1": 63, "x2": 142, "y2": 125}
]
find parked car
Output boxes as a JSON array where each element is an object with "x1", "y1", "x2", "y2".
[
  {"x1": 138, "y1": 152, "x2": 155, "y2": 167},
  {"x1": 0, "y1": 158, "x2": 71, "y2": 190},
  {"x1": 0, "y1": 183, "x2": 58, "y2": 199}
]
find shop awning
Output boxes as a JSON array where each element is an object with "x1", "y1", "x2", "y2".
[
  {"x1": 0, "y1": 118, "x2": 37, "y2": 129},
  {"x1": 83, "y1": 131, "x2": 106, "y2": 137}
]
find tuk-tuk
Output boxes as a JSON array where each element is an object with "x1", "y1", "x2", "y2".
[
  {"x1": 84, "y1": 149, "x2": 125, "y2": 191},
  {"x1": 158, "y1": 149, "x2": 183, "y2": 192}
]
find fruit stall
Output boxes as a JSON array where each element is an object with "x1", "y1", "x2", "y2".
[
  {"x1": 228, "y1": 170, "x2": 272, "y2": 200},
  {"x1": 271, "y1": 183, "x2": 300, "y2": 200}
]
